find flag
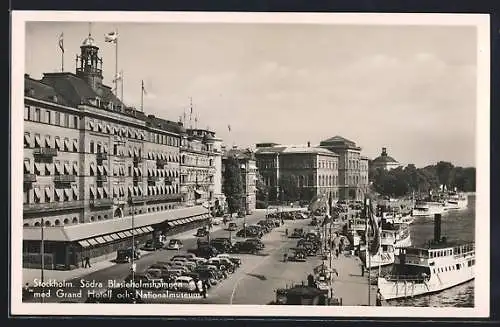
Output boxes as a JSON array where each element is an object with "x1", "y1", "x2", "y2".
[
  {"x1": 113, "y1": 71, "x2": 123, "y2": 82},
  {"x1": 104, "y1": 31, "x2": 118, "y2": 43},
  {"x1": 228, "y1": 124, "x2": 231, "y2": 132},
  {"x1": 141, "y1": 80, "x2": 147, "y2": 95},
  {"x1": 58, "y1": 33, "x2": 64, "y2": 53}
]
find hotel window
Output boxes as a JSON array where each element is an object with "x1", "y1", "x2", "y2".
[
  {"x1": 96, "y1": 142, "x2": 102, "y2": 153},
  {"x1": 34, "y1": 108, "x2": 41, "y2": 122},
  {"x1": 90, "y1": 141, "x2": 95, "y2": 153},
  {"x1": 55, "y1": 112, "x2": 61, "y2": 125},
  {"x1": 59, "y1": 113, "x2": 65, "y2": 127},
  {"x1": 45, "y1": 110, "x2": 51, "y2": 124},
  {"x1": 24, "y1": 105, "x2": 30, "y2": 120},
  {"x1": 64, "y1": 113, "x2": 70, "y2": 127},
  {"x1": 73, "y1": 116, "x2": 78, "y2": 129}
]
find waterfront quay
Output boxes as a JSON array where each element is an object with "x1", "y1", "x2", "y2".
[{"x1": 23, "y1": 208, "x2": 377, "y2": 305}]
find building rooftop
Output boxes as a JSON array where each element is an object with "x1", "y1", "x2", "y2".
[
  {"x1": 254, "y1": 145, "x2": 338, "y2": 156},
  {"x1": 223, "y1": 148, "x2": 255, "y2": 160},
  {"x1": 372, "y1": 147, "x2": 399, "y2": 164},
  {"x1": 24, "y1": 75, "x2": 70, "y2": 106},
  {"x1": 319, "y1": 135, "x2": 361, "y2": 150}
]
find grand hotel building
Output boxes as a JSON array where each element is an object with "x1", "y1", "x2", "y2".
[{"x1": 22, "y1": 33, "x2": 221, "y2": 270}]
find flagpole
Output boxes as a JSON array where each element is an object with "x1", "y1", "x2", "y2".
[
  {"x1": 121, "y1": 70, "x2": 124, "y2": 104},
  {"x1": 141, "y1": 80, "x2": 144, "y2": 112},
  {"x1": 115, "y1": 30, "x2": 119, "y2": 98},
  {"x1": 61, "y1": 49, "x2": 64, "y2": 72}
]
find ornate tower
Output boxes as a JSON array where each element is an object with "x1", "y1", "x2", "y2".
[{"x1": 75, "y1": 33, "x2": 103, "y2": 91}]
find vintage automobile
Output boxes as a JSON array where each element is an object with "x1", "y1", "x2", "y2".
[
  {"x1": 227, "y1": 222, "x2": 238, "y2": 231},
  {"x1": 290, "y1": 228, "x2": 305, "y2": 239},
  {"x1": 166, "y1": 239, "x2": 184, "y2": 250},
  {"x1": 142, "y1": 239, "x2": 165, "y2": 251},
  {"x1": 195, "y1": 228, "x2": 209, "y2": 237},
  {"x1": 288, "y1": 248, "x2": 307, "y2": 262},
  {"x1": 189, "y1": 245, "x2": 219, "y2": 259},
  {"x1": 115, "y1": 248, "x2": 141, "y2": 263},
  {"x1": 230, "y1": 241, "x2": 261, "y2": 254},
  {"x1": 236, "y1": 228, "x2": 262, "y2": 238},
  {"x1": 216, "y1": 254, "x2": 242, "y2": 267}
]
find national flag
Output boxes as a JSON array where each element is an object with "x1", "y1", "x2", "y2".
[
  {"x1": 113, "y1": 71, "x2": 123, "y2": 82},
  {"x1": 228, "y1": 124, "x2": 231, "y2": 132},
  {"x1": 104, "y1": 31, "x2": 118, "y2": 43},
  {"x1": 58, "y1": 33, "x2": 64, "y2": 53}
]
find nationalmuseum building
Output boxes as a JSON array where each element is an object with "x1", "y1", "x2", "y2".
[
  {"x1": 22, "y1": 33, "x2": 221, "y2": 270},
  {"x1": 255, "y1": 136, "x2": 369, "y2": 203}
]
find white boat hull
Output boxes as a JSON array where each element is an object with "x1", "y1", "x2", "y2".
[
  {"x1": 378, "y1": 264, "x2": 474, "y2": 300},
  {"x1": 445, "y1": 199, "x2": 468, "y2": 210},
  {"x1": 361, "y1": 251, "x2": 395, "y2": 268},
  {"x1": 412, "y1": 204, "x2": 446, "y2": 217}
]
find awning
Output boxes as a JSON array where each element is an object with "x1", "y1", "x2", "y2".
[
  {"x1": 24, "y1": 134, "x2": 32, "y2": 147},
  {"x1": 117, "y1": 232, "x2": 127, "y2": 238},
  {"x1": 34, "y1": 188, "x2": 42, "y2": 199},
  {"x1": 144, "y1": 226, "x2": 154, "y2": 232},
  {"x1": 109, "y1": 233, "x2": 120, "y2": 240},
  {"x1": 90, "y1": 187, "x2": 96, "y2": 198},
  {"x1": 54, "y1": 163, "x2": 61, "y2": 175},
  {"x1": 97, "y1": 188, "x2": 103, "y2": 198},
  {"x1": 34, "y1": 163, "x2": 42, "y2": 174},
  {"x1": 73, "y1": 140, "x2": 78, "y2": 152},
  {"x1": 90, "y1": 163, "x2": 96, "y2": 175},
  {"x1": 72, "y1": 186, "x2": 78, "y2": 199},
  {"x1": 78, "y1": 240, "x2": 92, "y2": 248},
  {"x1": 64, "y1": 188, "x2": 72, "y2": 198},
  {"x1": 54, "y1": 138, "x2": 62, "y2": 150},
  {"x1": 140, "y1": 132, "x2": 144, "y2": 139},
  {"x1": 123, "y1": 231, "x2": 133, "y2": 237},
  {"x1": 121, "y1": 127, "x2": 127, "y2": 135},
  {"x1": 102, "y1": 235, "x2": 113, "y2": 242},
  {"x1": 95, "y1": 236, "x2": 106, "y2": 244},
  {"x1": 45, "y1": 136, "x2": 51, "y2": 148},
  {"x1": 34, "y1": 135, "x2": 42, "y2": 147},
  {"x1": 73, "y1": 163, "x2": 78, "y2": 175},
  {"x1": 45, "y1": 163, "x2": 52, "y2": 174},
  {"x1": 97, "y1": 123, "x2": 102, "y2": 131},
  {"x1": 195, "y1": 189, "x2": 205, "y2": 195},
  {"x1": 24, "y1": 161, "x2": 31, "y2": 173},
  {"x1": 45, "y1": 187, "x2": 52, "y2": 200},
  {"x1": 106, "y1": 125, "x2": 111, "y2": 133},
  {"x1": 89, "y1": 121, "x2": 95, "y2": 129},
  {"x1": 64, "y1": 139, "x2": 70, "y2": 151},
  {"x1": 128, "y1": 186, "x2": 133, "y2": 196},
  {"x1": 133, "y1": 187, "x2": 139, "y2": 195},
  {"x1": 97, "y1": 166, "x2": 104, "y2": 175},
  {"x1": 103, "y1": 187, "x2": 109, "y2": 198},
  {"x1": 86, "y1": 238, "x2": 99, "y2": 246},
  {"x1": 55, "y1": 189, "x2": 63, "y2": 201},
  {"x1": 64, "y1": 163, "x2": 70, "y2": 175}
]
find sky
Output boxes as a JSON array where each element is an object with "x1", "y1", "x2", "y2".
[{"x1": 25, "y1": 21, "x2": 478, "y2": 168}]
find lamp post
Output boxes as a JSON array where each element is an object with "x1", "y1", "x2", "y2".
[
  {"x1": 40, "y1": 216, "x2": 45, "y2": 303},
  {"x1": 128, "y1": 195, "x2": 136, "y2": 284}
]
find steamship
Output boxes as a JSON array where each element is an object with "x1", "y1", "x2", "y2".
[
  {"x1": 377, "y1": 214, "x2": 475, "y2": 300},
  {"x1": 412, "y1": 201, "x2": 447, "y2": 217},
  {"x1": 444, "y1": 192, "x2": 469, "y2": 210}
]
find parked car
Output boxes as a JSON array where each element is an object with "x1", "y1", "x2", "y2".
[
  {"x1": 142, "y1": 239, "x2": 165, "y2": 251},
  {"x1": 207, "y1": 257, "x2": 235, "y2": 273},
  {"x1": 245, "y1": 238, "x2": 265, "y2": 249},
  {"x1": 210, "y1": 238, "x2": 233, "y2": 253},
  {"x1": 227, "y1": 222, "x2": 238, "y2": 231},
  {"x1": 193, "y1": 267, "x2": 220, "y2": 285},
  {"x1": 166, "y1": 239, "x2": 183, "y2": 250},
  {"x1": 236, "y1": 228, "x2": 262, "y2": 238},
  {"x1": 146, "y1": 268, "x2": 176, "y2": 283},
  {"x1": 290, "y1": 228, "x2": 305, "y2": 239},
  {"x1": 230, "y1": 241, "x2": 261, "y2": 254},
  {"x1": 115, "y1": 248, "x2": 141, "y2": 263},
  {"x1": 189, "y1": 245, "x2": 219, "y2": 259},
  {"x1": 171, "y1": 253, "x2": 196, "y2": 260},
  {"x1": 172, "y1": 276, "x2": 197, "y2": 292},
  {"x1": 195, "y1": 228, "x2": 209, "y2": 237},
  {"x1": 216, "y1": 254, "x2": 242, "y2": 267}
]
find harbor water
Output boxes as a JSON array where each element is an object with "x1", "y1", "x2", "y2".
[{"x1": 387, "y1": 194, "x2": 475, "y2": 307}]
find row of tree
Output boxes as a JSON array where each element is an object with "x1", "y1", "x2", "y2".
[{"x1": 369, "y1": 161, "x2": 476, "y2": 198}]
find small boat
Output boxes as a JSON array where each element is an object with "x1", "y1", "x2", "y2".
[
  {"x1": 380, "y1": 221, "x2": 412, "y2": 249},
  {"x1": 377, "y1": 214, "x2": 475, "y2": 300},
  {"x1": 412, "y1": 201, "x2": 447, "y2": 217},
  {"x1": 444, "y1": 192, "x2": 469, "y2": 210},
  {"x1": 382, "y1": 212, "x2": 415, "y2": 225}
]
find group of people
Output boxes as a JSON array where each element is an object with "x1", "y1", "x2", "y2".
[{"x1": 193, "y1": 277, "x2": 210, "y2": 298}]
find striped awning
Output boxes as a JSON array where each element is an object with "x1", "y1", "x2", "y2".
[
  {"x1": 45, "y1": 187, "x2": 52, "y2": 200},
  {"x1": 34, "y1": 135, "x2": 42, "y2": 147},
  {"x1": 64, "y1": 139, "x2": 70, "y2": 150},
  {"x1": 73, "y1": 163, "x2": 78, "y2": 175},
  {"x1": 24, "y1": 161, "x2": 31, "y2": 173},
  {"x1": 87, "y1": 238, "x2": 99, "y2": 246},
  {"x1": 97, "y1": 123, "x2": 102, "y2": 131},
  {"x1": 45, "y1": 136, "x2": 51, "y2": 148},
  {"x1": 106, "y1": 125, "x2": 111, "y2": 133},
  {"x1": 95, "y1": 236, "x2": 106, "y2": 244},
  {"x1": 78, "y1": 240, "x2": 92, "y2": 248},
  {"x1": 33, "y1": 188, "x2": 42, "y2": 199},
  {"x1": 89, "y1": 121, "x2": 95, "y2": 129},
  {"x1": 24, "y1": 134, "x2": 32, "y2": 147},
  {"x1": 64, "y1": 188, "x2": 72, "y2": 198},
  {"x1": 55, "y1": 189, "x2": 63, "y2": 201},
  {"x1": 73, "y1": 140, "x2": 78, "y2": 152},
  {"x1": 64, "y1": 163, "x2": 71, "y2": 174},
  {"x1": 90, "y1": 186, "x2": 96, "y2": 198}
]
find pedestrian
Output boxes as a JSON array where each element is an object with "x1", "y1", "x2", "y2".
[
  {"x1": 283, "y1": 252, "x2": 288, "y2": 262},
  {"x1": 202, "y1": 280, "x2": 208, "y2": 298},
  {"x1": 361, "y1": 263, "x2": 365, "y2": 277},
  {"x1": 376, "y1": 288, "x2": 383, "y2": 306},
  {"x1": 84, "y1": 256, "x2": 91, "y2": 268},
  {"x1": 196, "y1": 279, "x2": 203, "y2": 294},
  {"x1": 285, "y1": 228, "x2": 288, "y2": 237},
  {"x1": 335, "y1": 248, "x2": 339, "y2": 258}
]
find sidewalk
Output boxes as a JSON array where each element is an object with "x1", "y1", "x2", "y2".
[
  {"x1": 330, "y1": 253, "x2": 377, "y2": 306},
  {"x1": 22, "y1": 217, "x2": 229, "y2": 285}
]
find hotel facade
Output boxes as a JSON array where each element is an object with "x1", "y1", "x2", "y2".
[{"x1": 22, "y1": 33, "x2": 220, "y2": 270}]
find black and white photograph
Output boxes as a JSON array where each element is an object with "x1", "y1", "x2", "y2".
[{"x1": 11, "y1": 11, "x2": 490, "y2": 317}]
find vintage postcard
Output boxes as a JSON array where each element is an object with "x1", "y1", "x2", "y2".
[{"x1": 11, "y1": 11, "x2": 490, "y2": 317}]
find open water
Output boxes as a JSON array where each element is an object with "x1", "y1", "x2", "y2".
[{"x1": 388, "y1": 195, "x2": 476, "y2": 307}]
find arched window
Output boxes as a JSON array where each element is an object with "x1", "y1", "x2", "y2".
[
  {"x1": 44, "y1": 220, "x2": 51, "y2": 227},
  {"x1": 104, "y1": 214, "x2": 108, "y2": 219},
  {"x1": 63, "y1": 218, "x2": 69, "y2": 225},
  {"x1": 34, "y1": 222, "x2": 40, "y2": 227},
  {"x1": 90, "y1": 141, "x2": 95, "y2": 153},
  {"x1": 97, "y1": 215, "x2": 102, "y2": 221},
  {"x1": 23, "y1": 223, "x2": 29, "y2": 227},
  {"x1": 90, "y1": 216, "x2": 95, "y2": 222},
  {"x1": 54, "y1": 219, "x2": 61, "y2": 226}
]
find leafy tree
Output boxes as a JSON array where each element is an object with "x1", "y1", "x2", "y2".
[
  {"x1": 255, "y1": 173, "x2": 269, "y2": 208},
  {"x1": 279, "y1": 176, "x2": 301, "y2": 201},
  {"x1": 222, "y1": 155, "x2": 244, "y2": 215},
  {"x1": 436, "y1": 161, "x2": 455, "y2": 187}
]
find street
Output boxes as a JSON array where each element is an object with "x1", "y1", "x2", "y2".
[{"x1": 25, "y1": 211, "x2": 321, "y2": 305}]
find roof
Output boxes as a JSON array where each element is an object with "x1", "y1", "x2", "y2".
[
  {"x1": 320, "y1": 135, "x2": 357, "y2": 147},
  {"x1": 81, "y1": 34, "x2": 97, "y2": 47},
  {"x1": 147, "y1": 115, "x2": 186, "y2": 134},
  {"x1": 372, "y1": 148, "x2": 399, "y2": 164},
  {"x1": 24, "y1": 75, "x2": 70, "y2": 106},
  {"x1": 40, "y1": 72, "x2": 124, "y2": 109},
  {"x1": 223, "y1": 148, "x2": 255, "y2": 160},
  {"x1": 255, "y1": 145, "x2": 338, "y2": 156}
]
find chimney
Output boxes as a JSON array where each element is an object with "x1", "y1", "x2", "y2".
[
  {"x1": 307, "y1": 141, "x2": 311, "y2": 147},
  {"x1": 434, "y1": 213, "x2": 442, "y2": 243}
]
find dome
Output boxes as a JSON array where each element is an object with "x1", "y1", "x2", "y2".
[
  {"x1": 372, "y1": 147, "x2": 398, "y2": 163},
  {"x1": 82, "y1": 34, "x2": 96, "y2": 47}
]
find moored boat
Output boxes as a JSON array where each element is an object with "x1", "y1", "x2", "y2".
[
  {"x1": 444, "y1": 192, "x2": 469, "y2": 210},
  {"x1": 377, "y1": 214, "x2": 475, "y2": 300},
  {"x1": 380, "y1": 221, "x2": 412, "y2": 248},
  {"x1": 360, "y1": 243, "x2": 395, "y2": 268},
  {"x1": 412, "y1": 201, "x2": 447, "y2": 217}
]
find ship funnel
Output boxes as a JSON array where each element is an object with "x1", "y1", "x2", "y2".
[{"x1": 434, "y1": 213, "x2": 442, "y2": 243}]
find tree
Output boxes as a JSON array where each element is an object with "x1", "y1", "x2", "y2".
[
  {"x1": 223, "y1": 156, "x2": 244, "y2": 215},
  {"x1": 279, "y1": 176, "x2": 300, "y2": 202},
  {"x1": 436, "y1": 161, "x2": 454, "y2": 187},
  {"x1": 255, "y1": 173, "x2": 269, "y2": 208}
]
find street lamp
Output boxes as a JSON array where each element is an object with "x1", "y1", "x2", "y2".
[
  {"x1": 40, "y1": 216, "x2": 45, "y2": 303},
  {"x1": 128, "y1": 195, "x2": 136, "y2": 283}
]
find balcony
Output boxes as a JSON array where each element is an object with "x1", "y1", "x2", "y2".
[
  {"x1": 156, "y1": 159, "x2": 167, "y2": 168},
  {"x1": 89, "y1": 198, "x2": 113, "y2": 208},
  {"x1": 24, "y1": 173, "x2": 37, "y2": 183},
  {"x1": 96, "y1": 153, "x2": 108, "y2": 161},
  {"x1": 23, "y1": 200, "x2": 85, "y2": 214},
  {"x1": 129, "y1": 195, "x2": 147, "y2": 204},
  {"x1": 54, "y1": 175, "x2": 76, "y2": 183},
  {"x1": 148, "y1": 176, "x2": 159, "y2": 182},
  {"x1": 33, "y1": 148, "x2": 58, "y2": 157},
  {"x1": 96, "y1": 175, "x2": 107, "y2": 182},
  {"x1": 146, "y1": 194, "x2": 183, "y2": 202}
]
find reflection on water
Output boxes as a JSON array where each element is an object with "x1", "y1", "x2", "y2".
[{"x1": 387, "y1": 195, "x2": 475, "y2": 307}]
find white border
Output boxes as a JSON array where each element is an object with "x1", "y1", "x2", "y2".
[{"x1": 11, "y1": 11, "x2": 490, "y2": 318}]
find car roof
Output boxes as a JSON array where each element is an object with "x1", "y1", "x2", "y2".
[{"x1": 176, "y1": 276, "x2": 193, "y2": 281}]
